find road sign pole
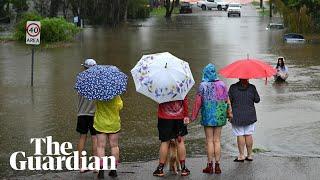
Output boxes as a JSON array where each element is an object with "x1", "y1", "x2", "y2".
[
  {"x1": 31, "y1": 46, "x2": 35, "y2": 87},
  {"x1": 26, "y1": 21, "x2": 40, "y2": 87}
]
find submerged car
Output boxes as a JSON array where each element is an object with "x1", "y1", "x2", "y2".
[
  {"x1": 227, "y1": 3, "x2": 241, "y2": 17},
  {"x1": 180, "y1": 2, "x2": 193, "y2": 14},
  {"x1": 283, "y1": 33, "x2": 305, "y2": 43},
  {"x1": 266, "y1": 23, "x2": 284, "y2": 30}
]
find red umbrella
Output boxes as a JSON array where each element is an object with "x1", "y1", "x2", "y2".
[{"x1": 219, "y1": 58, "x2": 276, "y2": 79}]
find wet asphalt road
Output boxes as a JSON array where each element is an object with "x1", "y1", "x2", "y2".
[{"x1": 11, "y1": 155, "x2": 320, "y2": 180}]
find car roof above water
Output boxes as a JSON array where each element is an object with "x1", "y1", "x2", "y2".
[
  {"x1": 267, "y1": 23, "x2": 284, "y2": 29},
  {"x1": 284, "y1": 33, "x2": 304, "y2": 39}
]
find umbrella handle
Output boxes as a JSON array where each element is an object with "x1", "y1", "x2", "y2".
[
  {"x1": 265, "y1": 77, "x2": 267, "y2": 85},
  {"x1": 265, "y1": 70, "x2": 267, "y2": 85}
]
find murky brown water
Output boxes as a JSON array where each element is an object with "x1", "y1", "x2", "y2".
[{"x1": 1, "y1": 5, "x2": 320, "y2": 178}]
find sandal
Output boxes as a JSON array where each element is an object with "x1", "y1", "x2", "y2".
[
  {"x1": 233, "y1": 158, "x2": 245, "y2": 162},
  {"x1": 245, "y1": 157, "x2": 253, "y2": 161}
]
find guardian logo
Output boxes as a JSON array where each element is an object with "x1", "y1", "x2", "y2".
[{"x1": 10, "y1": 136, "x2": 116, "y2": 171}]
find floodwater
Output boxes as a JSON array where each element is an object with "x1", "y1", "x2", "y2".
[{"x1": 0, "y1": 5, "x2": 320, "y2": 178}]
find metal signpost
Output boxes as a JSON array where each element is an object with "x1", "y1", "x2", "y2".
[{"x1": 26, "y1": 21, "x2": 41, "y2": 87}]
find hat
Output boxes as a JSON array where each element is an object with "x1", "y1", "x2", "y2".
[
  {"x1": 81, "y1": 59, "x2": 97, "y2": 68},
  {"x1": 202, "y1": 63, "x2": 219, "y2": 82}
]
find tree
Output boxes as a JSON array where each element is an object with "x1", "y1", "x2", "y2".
[
  {"x1": 11, "y1": 0, "x2": 28, "y2": 15},
  {"x1": 0, "y1": 0, "x2": 8, "y2": 18},
  {"x1": 34, "y1": 0, "x2": 51, "y2": 17},
  {"x1": 164, "y1": 0, "x2": 175, "y2": 18},
  {"x1": 49, "y1": 0, "x2": 61, "y2": 17},
  {"x1": 61, "y1": 0, "x2": 70, "y2": 19},
  {"x1": 270, "y1": 0, "x2": 272, "y2": 17},
  {"x1": 273, "y1": 0, "x2": 320, "y2": 32}
]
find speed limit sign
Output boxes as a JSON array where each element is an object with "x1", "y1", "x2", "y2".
[{"x1": 26, "y1": 21, "x2": 41, "y2": 45}]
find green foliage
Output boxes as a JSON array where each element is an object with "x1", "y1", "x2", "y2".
[
  {"x1": 274, "y1": 0, "x2": 320, "y2": 33},
  {"x1": 150, "y1": 6, "x2": 179, "y2": 16},
  {"x1": 251, "y1": 1, "x2": 260, "y2": 6},
  {"x1": 40, "y1": 17, "x2": 80, "y2": 42},
  {"x1": 14, "y1": 12, "x2": 79, "y2": 43},
  {"x1": 259, "y1": 9, "x2": 270, "y2": 16},
  {"x1": 14, "y1": 12, "x2": 42, "y2": 41},
  {"x1": 127, "y1": 0, "x2": 151, "y2": 19}
]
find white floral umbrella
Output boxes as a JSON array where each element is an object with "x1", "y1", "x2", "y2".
[{"x1": 131, "y1": 52, "x2": 195, "y2": 104}]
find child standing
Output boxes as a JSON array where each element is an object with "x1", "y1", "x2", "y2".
[{"x1": 153, "y1": 97, "x2": 190, "y2": 177}]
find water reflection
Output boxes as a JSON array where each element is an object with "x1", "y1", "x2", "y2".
[{"x1": 272, "y1": 81, "x2": 289, "y2": 94}]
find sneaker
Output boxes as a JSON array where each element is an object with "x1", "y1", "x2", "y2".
[
  {"x1": 181, "y1": 166, "x2": 190, "y2": 176},
  {"x1": 202, "y1": 163, "x2": 213, "y2": 174},
  {"x1": 153, "y1": 165, "x2": 164, "y2": 177},
  {"x1": 108, "y1": 170, "x2": 118, "y2": 177},
  {"x1": 215, "y1": 163, "x2": 221, "y2": 174},
  {"x1": 97, "y1": 170, "x2": 104, "y2": 179}
]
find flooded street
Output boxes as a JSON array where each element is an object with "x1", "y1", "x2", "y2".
[{"x1": 0, "y1": 4, "x2": 320, "y2": 178}]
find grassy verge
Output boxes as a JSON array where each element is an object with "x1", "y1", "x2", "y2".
[
  {"x1": 150, "y1": 7, "x2": 179, "y2": 16},
  {"x1": 43, "y1": 42, "x2": 73, "y2": 49},
  {"x1": 251, "y1": 1, "x2": 260, "y2": 7},
  {"x1": 251, "y1": 1, "x2": 270, "y2": 16},
  {"x1": 259, "y1": 9, "x2": 270, "y2": 16},
  {"x1": 0, "y1": 34, "x2": 15, "y2": 43}
]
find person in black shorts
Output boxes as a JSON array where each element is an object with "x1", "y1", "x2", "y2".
[
  {"x1": 76, "y1": 59, "x2": 97, "y2": 172},
  {"x1": 153, "y1": 97, "x2": 191, "y2": 177}
]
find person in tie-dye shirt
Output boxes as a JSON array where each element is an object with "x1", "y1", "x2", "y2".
[{"x1": 191, "y1": 63, "x2": 232, "y2": 174}]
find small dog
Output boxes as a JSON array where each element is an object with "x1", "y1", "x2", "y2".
[{"x1": 167, "y1": 139, "x2": 180, "y2": 174}]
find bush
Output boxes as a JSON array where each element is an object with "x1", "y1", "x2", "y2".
[
  {"x1": 14, "y1": 12, "x2": 42, "y2": 41},
  {"x1": 127, "y1": 0, "x2": 151, "y2": 19},
  {"x1": 14, "y1": 12, "x2": 79, "y2": 43},
  {"x1": 40, "y1": 17, "x2": 79, "y2": 42}
]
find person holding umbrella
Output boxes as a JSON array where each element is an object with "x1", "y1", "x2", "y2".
[
  {"x1": 75, "y1": 65, "x2": 128, "y2": 179},
  {"x1": 131, "y1": 52, "x2": 195, "y2": 177},
  {"x1": 76, "y1": 59, "x2": 98, "y2": 173},
  {"x1": 191, "y1": 64, "x2": 232, "y2": 174},
  {"x1": 219, "y1": 57, "x2": 275, "y2": 162}
]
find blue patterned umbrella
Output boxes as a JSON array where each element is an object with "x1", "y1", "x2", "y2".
[{"x1": 75, "y1": 65, "x2": 128, "y2": 101}]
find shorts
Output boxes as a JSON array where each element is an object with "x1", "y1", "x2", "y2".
[
  {"x1": 232, "y1": 124, "x2": 255, "y2": 136},
  {"x1": 157, "y1": 118, "x2": 188, "y2": 142},
  {"x1": 94, "y1": 129, "x2": 120, "y2": 134},
  {"x1": 76, "y1": 115, "x2": 97, "y2": 135}
]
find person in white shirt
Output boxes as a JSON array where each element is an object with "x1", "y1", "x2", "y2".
[{"x1": 274, "y1": 57, "x2": 288, "y2": 81}]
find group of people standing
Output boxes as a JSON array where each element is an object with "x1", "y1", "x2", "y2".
[
  {"x1": 152, "y1": 63, "x2": 260, "y2": 177},
  {"x1": 75, "y1": 59, "x2": 261, "y2": 179},
  {"x1": 76, "y1": 59, "x2": 122, "y2": 178}
]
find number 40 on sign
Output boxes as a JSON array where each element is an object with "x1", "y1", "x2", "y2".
[{"x1": 26, "y1": 21, "x2": 41, "y2": 45}]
